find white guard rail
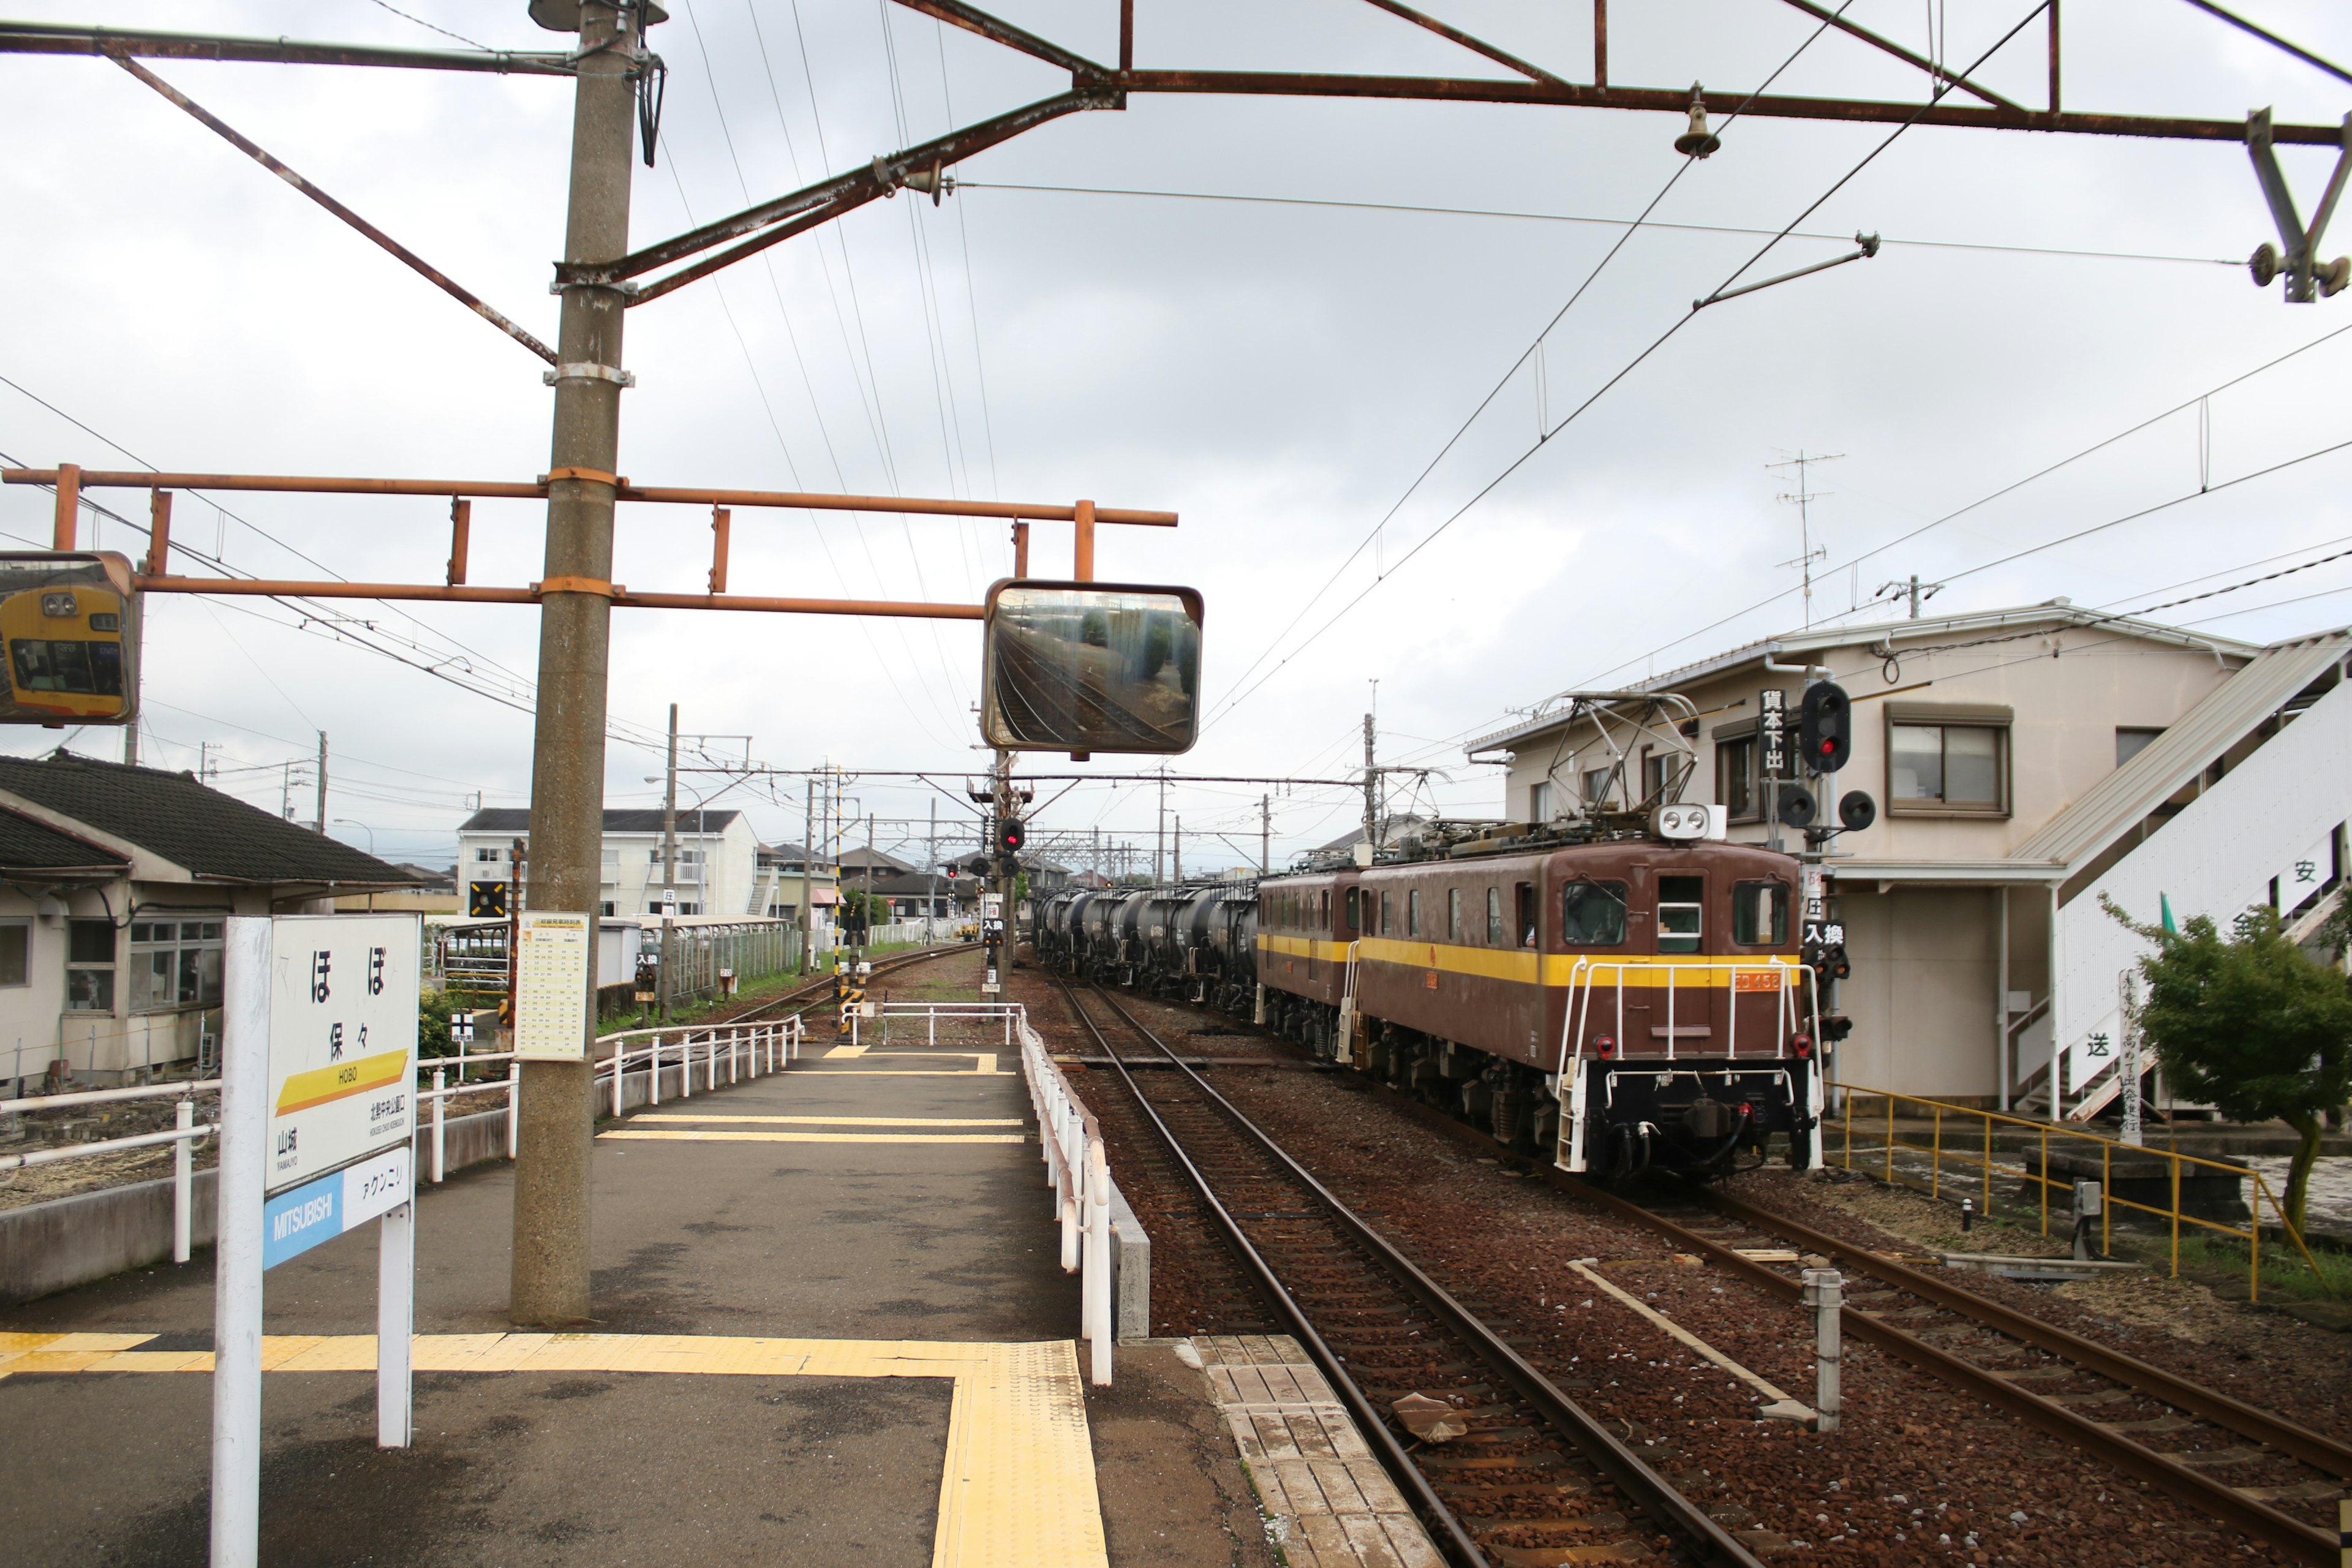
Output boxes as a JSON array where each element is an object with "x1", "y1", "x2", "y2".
[
  {"x1": 1012, "y1": 1006, "x2": 1118, "y2": 1387},
  {"x1": 1, "y1": 1086, "x2": 218, "y2": 1266},
  {"x1": 1558, "y1": 957, "x2": 1818, "y2": 1064}
]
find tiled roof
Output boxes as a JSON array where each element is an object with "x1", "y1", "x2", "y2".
[
  {"x1": 0, "y1": 752, "x2": 416, "y2": 886},
  {"x1": 461, "y1": 807, "x2": 742, "y2": 834},
  {"x1": 0, "y1": 804, "x2": 129, "y2": 876}
]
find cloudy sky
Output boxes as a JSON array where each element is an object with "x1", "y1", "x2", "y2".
[{"x1": 2, "y1": 0, "x2": 2348, "y2": 878}]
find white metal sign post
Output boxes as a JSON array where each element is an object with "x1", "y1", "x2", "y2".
[{"x1": 213, "y1": 913, "x2": 420, "y2": 1568}]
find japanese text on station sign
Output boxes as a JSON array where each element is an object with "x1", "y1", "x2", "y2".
[{"x1": 263, "y1": 913, "x2": 420, "y2": 1197}]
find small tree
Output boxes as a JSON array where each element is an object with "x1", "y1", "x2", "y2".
[{"x1": 2104, "y1": 897, "x2": 2352, "y2": 1235}]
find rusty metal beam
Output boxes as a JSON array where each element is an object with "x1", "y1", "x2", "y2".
[
  {"x1": 1109, "y1": 69, "x2": 2343, "y2": 142},
  {"x1": 1351, "y1": 0, "x2": 1565, "y2": 87},
  {"x1": 132, "y1": 575, "x2": 986, "y2": 619},
  {"x1": 889, "y1": 0, "x2": 1106, "y2": 78},
  {"x1": 1771, "y1": 0, "x2": 2019, "y2": 110},
  {"x1": 107, "y1": 53, "x2": 558, "y2": 363},
  {"x1": 573, "y1": 89, "x2": 1114, "y2": 292},
  {"x1": 0, "y1": 468, "x2": 1180, "y2": 526},
  {"x1": 0, "y1": 22, "x2": 573, "y2": 75}
]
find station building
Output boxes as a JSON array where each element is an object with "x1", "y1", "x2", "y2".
[
  {"x1": 0, "y1": 750, "x2": 414, "y2": 1087},
  {"x1": 1471, "y1": 603, "x2": 2352, "y2": 1117}
]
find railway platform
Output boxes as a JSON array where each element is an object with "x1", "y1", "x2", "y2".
[{"x1": 0, "y1": 957, "x2": 1298, "y2": 1567}]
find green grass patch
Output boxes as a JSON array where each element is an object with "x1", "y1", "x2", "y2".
[{"x1": 2114, "y1": 1229, "x2": 2351, "y2": 1303}]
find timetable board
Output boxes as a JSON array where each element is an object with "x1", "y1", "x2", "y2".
[{"x1": 513, "y1": 911, "x2": 594, "y2": 1061}]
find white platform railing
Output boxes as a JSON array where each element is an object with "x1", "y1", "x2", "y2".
[{"x1": 1008, "y1": 1004, "x2": 1118, "y2": 1387}]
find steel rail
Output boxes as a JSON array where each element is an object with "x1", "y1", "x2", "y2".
[
  {"x1": 1559, "y1": 1178, "x2": 2339, "y2": 1565},
  {"x1": 1055, "y1": 979, "x2": 1492, "y2": 1568},
  {"x1": 728, "y1": 941, "x2": 981, "y2": 1027},
  {"x1": 1087, "y1": 986, "x2": 2346, "y2": 1563},
  {"x1": 1695, "y1": 1185, "x2": 2352, "y2": 1478},
  {"x1": 1067, "y1": 979, "x2": 1765, "y2": 1568}
]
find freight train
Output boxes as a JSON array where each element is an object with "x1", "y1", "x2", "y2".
[{"x1": 1033, "y1": 812, "x2": 1845, "y2": 1177}]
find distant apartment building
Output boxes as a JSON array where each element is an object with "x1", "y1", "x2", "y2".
[
  {"x1": 1472, "y1": 603, "x2": 2352, "y2": 1117},
  {"x1": 457, "y1": 808, "x2": 762, "y2": 918}
]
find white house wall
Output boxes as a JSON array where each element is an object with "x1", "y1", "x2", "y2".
[{"x1": 2054, "y1": 674, "x2": 2352, "y2": 1091}]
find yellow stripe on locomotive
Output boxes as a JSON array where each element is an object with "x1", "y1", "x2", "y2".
[{"x1": 1, "y1": 583, "x2": 129, "y2": 720}]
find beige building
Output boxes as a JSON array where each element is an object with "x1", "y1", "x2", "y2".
[{"x1": 1471, "y1": 603, "x2": 2352, "y2": 1114}]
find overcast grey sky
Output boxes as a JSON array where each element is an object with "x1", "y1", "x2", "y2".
[{"x1": 2, "y1": 0, "x2": 2348, "y2": 873}]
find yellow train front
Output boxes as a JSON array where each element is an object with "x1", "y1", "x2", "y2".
[
  {"x1": 0, "y1": 581, "x2": 130, "y2": 722},
  {"x1": 1254, "y1": 833, "x2": 1833, "y2": 1177}
]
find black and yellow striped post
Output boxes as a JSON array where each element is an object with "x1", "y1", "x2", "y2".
[{"x1": 838, "y1": 976, "x2": 865, "y2": 1038}]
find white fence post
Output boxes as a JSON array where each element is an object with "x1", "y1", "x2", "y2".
[
  {"x1": 431, "y1": 1067, "x2": 447, "y2": 1184},
  {"x1": 172, "y1": 1098, "x2": 193, "y2": 1265},
  {"x1": 680, "y1": 1035, "x2": 692, "y2": 1099},
  {"x1": 1085, "y1": 1137, "x2": 1112, "y2": 1386},
  {"x1": 505, "y1": 1061, "x2": 519, "y2": 1160},
  {"x1": 612, "y1": 1044, "x2": 626, "y2": 1117},
  {"x1": 1803, "y1": 1268, "x2": 1843, "y2": 1433}
]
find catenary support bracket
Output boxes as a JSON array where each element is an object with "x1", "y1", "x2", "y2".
[{"x1": 2245, "y1": 108, "x2": 2352, "y2": 301}]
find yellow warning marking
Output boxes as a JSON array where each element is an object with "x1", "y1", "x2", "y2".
[
  {"x1": 827, "y1": 1044, "x2": 870, "y2": 1058},
  {"x1": 814, "y1": 1068, "x2": 1012, "y2": 1077},
  {"x1": 633, "y1": 1115, "x2": 1022, "y2": 1128},
  {"x1": 601, "y1": 1129, "x2": 1024, "y2": 1145},
  {"x1": 4, "y1": 1330, "x2": 1107, "y2": 1568},
  {"x1": 274, "y1": 1048, "x2": 410, "y2": 1114}
]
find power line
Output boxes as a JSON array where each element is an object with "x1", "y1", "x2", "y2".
[
  {"x1": 957, "y1": 183, "x2": 2239, "y2": 269},
  {"x1": 1203, "y1": 0, "x2": 1874, "y2": 730}
]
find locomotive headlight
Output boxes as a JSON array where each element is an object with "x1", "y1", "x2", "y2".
[{"x1": 1791, "y1": 1033, "x2": 1814, "y2": 1059}]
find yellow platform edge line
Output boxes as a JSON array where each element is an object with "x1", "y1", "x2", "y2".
[
  {"x1": 9, "y1": 1331, "x2": 1108, "y2": 1568},
  {"x1": 631, "y1": 1115, "x2": 1023, "y2": 1127},
  {"x1": 601, "y1": 1130, "x2": 1025, "y2": 1144}
]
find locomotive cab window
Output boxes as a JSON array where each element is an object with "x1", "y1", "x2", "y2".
[
  {"x1": 1657, "y1": 875, "x2": 1705, "y2": 954},
  {"x1": 1380, "y1": 891, "x2": 1392, "y2": 936},
  {"x1": 1515, "y1": 883, "x2": 1536, "y2": 948},
  {"x1": 1485, "y1": 887, "x2": 1503, "y2": 945},
  {"x1": 1732, "y1": 882, "x2": 1789, "y2": 947},
  {"x1": 1343, "y1": 888, "x2": 1360, "y2": 932},
  {"x1": 1407, "y1": 889, "x2": 1422, "y2": 937},
  {"x1": 1447, "y1": 889, "x2": 1463, "y2": 942},
  {"x1": 1559, "y1": 881, "x2": 1627, "y2": 947}
]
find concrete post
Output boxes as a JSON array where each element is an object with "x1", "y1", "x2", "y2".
[
  {"x1": 1801, "y1": 1267, "x2": 1842, "y2": 1433},
  {"x1": 172, "y1": 1097, "x2": 193, "y2": 1265},
  {"x1": 659, "y1": 703, "x2": 677, "y2": 1017},
  {"x1": 431, "y1": 1066, "x2": 446, "y2": 1183},
  {"x1": 1085, "y1": 1137, "x2": 1113, "y2": 1385},
  {"x1": 510, "y1": 0, "x2": 640, "y2": 1328}
]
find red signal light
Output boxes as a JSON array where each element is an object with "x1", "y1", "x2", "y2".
[
  {"x1": 1792, "y1": 1033, "x2": 1814, "y2": 1059},
  {"x1": 1594, "y1": 1035, "x2": 1616, "y2": 1059}
]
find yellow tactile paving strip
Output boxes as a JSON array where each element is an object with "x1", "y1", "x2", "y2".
[
  {"x1": 604, "y1": 1130, "x2": 1025, "y2": 1145},
  {"x1": 633, "y1": 1115, "x2": 1022, "y2": 1127},
  {"x1": 1188, "y1": 1335, "x2": 1442, "y2": 1568},
  {"x1": 0, "y1": 1330, "x2": 1108, "y2": 1568}
]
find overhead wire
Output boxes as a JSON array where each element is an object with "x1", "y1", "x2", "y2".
[{"x1": 1201, "y1": 0, "x2": 1876, "y2": 730}]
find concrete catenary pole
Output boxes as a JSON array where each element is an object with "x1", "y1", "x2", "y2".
[
  {"x1": 658, "y1": 703, "x2": 678, "y2": 1016},
  {"x1": 1260, "y1": 793, "x2": 1270, "y2": 875},
  {"x1": 511, "y1": 0, "x2": 642, "y2": 1327},
  {"x1": 315, "y1": 731, "x2": 328, "y2": 834},
  {"x1": 800, "y1": 780, "x2": 815, "y2": 973},
  {"x1": 1362, "y1": 712, "x2": 1378, "y2": 860}
]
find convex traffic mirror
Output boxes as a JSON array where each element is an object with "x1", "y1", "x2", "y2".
[{"x1": 980, "y1": 579, "x2": 1204, "y2": 754}]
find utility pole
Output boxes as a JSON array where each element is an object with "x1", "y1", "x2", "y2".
[
  {"x1": 799, "y1": 780, "x2": 815, "y2": 974},
  {"x1": 1260, "y1": 793, "x2": 1270, "y2": 875},
  {"x1": 1173, "y1": 815, "x2": 1182, "y2": 884},
  {"x1": 658, "y1": 704, "x2": 677, "y2": 1017},
  {"x1": 124, "y1": 717, "x2": 137, "y2": 767},
  {"x1": 1362, "y1": 712, "x2": 1377, "y2": 861},
  {"x1": 1155, "y1": 766, "x2": 1166, "y2": 882},
  {"x1": 927, "y1": 797, "x2": 938, "y2": 942},
  {"x1": 1874, "y1": 572, "x2": 1945, "y2": 619},
  {"x1": 314, "y1": 731, "x2": 328, "y2": 834},
  {"x1": 511, "y1": 0, "x2": 643, "y2": 1329}
]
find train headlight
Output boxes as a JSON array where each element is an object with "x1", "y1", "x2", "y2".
[
  {"x1": 1791, "y1": 1033, "x2": 1814, "y2": 1060},
  {"x1": 1594, "y1": 1034, "x2": 1616, "y2": 1060},
  {"x1": 39, "y1": 593, "x2": 75, "y2": 619}
]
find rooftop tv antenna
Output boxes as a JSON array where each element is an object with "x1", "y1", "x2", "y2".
[{"x1": 1770, "y1": 450, "x2": 1842, "y2": 626}]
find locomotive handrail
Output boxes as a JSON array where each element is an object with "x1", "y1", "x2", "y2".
[{"x1": 1555, "y1": 956, "x2": 1817, "y2": 1071}]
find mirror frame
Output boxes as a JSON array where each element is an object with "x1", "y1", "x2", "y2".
[{"x1": 979, "y1": 578, "x2": 1205, "y2": 755}]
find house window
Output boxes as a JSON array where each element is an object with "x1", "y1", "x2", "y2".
[
  {"x1": 1529, "y1": 780, "x2": 1554, "y2": 823},
  {"x1": 1447, "y1": 889, "x2": 1463, "y2": 942},
  {"x1": 1716, "y1": 730, "x2": 1760, "y2": 822},
  {"x1": 1407, "y1": 890, "x2": 1422, "y2": 937},
  {"x1": 66, "y1": 918, "x2": 115, "y2": 1011},
  {"x1": 475, "y1": 846, "x2": 499, "y2": 862},
  {"x1": 1560, "y1": 881, "x2": 1627, "y2": 946},
  {"x1": 1657, "y1": 875, "x2": 1705, "y2": 954},
  {"x1": 1582, "y1": 767, "x2": 1613, "y2": 808},
  {"x1": 1731, "y1": 882, "x2": 1788, "y2": 947},
  {"x1": 1888, "y1": 712, "x2": 2008, "y2": 814},
  {"x1": 2116, "y1": 727, "x2": 2163, "y2": 769},
  {"x1": 1642, "y1": 750, "x2": 1686, "y2": 803},
  {"x1": 600, "y1": 901, "x2": 616, "y2": 917},
  {"x1": 0, "y1": 921, "x2": 25, "y2": 986},
  {"x1": 129, "y1": 919, "x2": 224, "y2": 1011}
]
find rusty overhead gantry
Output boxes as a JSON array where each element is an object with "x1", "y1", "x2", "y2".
[{"x1": 2, "y1": 0, "x2": 2348, "y2": 1333}]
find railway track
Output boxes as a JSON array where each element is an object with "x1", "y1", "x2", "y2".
[
  {"x1": 1335, "y1": 1068, "x2": 2351, "y2": 1566},
  {"x1": 1057, "y1": 978, "x2": 1762, "y2": 1568},
  {"x1": 723, "y1": 940, "x2": 980, "y2": 1028}
]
